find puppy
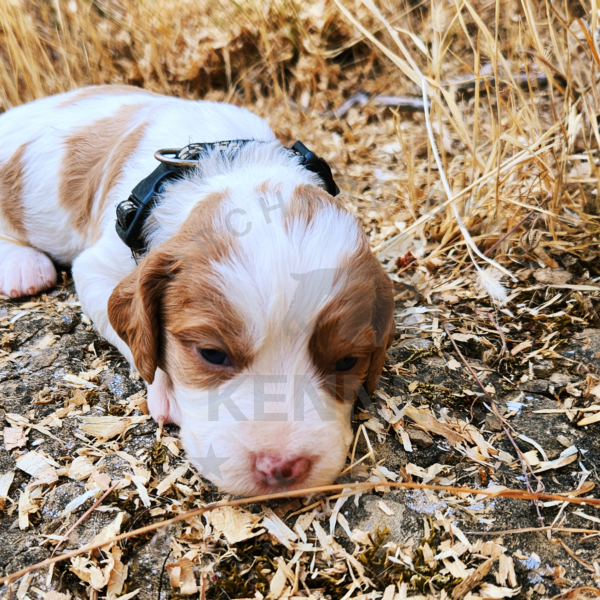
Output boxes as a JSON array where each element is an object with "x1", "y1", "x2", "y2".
[{"x1": 0, "y1": 85, "x2": 395, "y2": 496}]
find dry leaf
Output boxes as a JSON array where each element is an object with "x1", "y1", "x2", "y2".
[
  {"x1": 510, "y1": 340, "x2": 532, "y2": 356},
  {"x1": 404, "y1": 405, "x2": 467, "y2": 446}
]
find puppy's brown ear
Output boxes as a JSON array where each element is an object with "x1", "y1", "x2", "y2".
[
  {"x1": 108, "y1": 250, "x2": 173, "y2": 384},
  {"x1": 364, "y1": 268, "x2": 396, "y2": 395}
]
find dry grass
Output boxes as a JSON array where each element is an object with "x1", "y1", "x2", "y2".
[{"x1": 2, "y1": 0, "x2": 600, "y2": 280}]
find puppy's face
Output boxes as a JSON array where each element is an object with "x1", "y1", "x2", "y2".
[{"x1": 108, "y1": 183, "x2": 395, "y2": 496}]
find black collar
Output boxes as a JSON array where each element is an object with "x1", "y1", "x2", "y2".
[{"x1": 115, "y1": 140, "x2": 340, "y2": 259}]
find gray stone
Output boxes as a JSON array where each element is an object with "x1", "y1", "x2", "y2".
[
  {"x1": 400, "y1": 313, "x2": 428, "y2": 327},
  {"x1": 519, "y1": 380, "x2": 549, "y2": 394},
  {"x1": 485, "y1": 414, "x2": 503, "y2": 432},
  {"x1": 532, "y1": 361, "x2": 554, "y2": 378},
  {"x1": 407, "y1": 427, "x2": 434, "y2": 447},
  {"x1": 549, "y1": 372, "x2": 572, "y2": 387},
  {"x1": 396, "y1": 337, "x2": 433, "y2": 351}
]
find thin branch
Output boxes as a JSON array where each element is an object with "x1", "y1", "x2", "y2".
[
  {"x1": 554, "y1": 538, "x2": 596, "y2": 573},
  {"x1": 491, "y1": 400, "x2": 546, "y2": 524},
  {"x1": 469, "y1": 526, "x2": 600, "y2": 536},
  {"x1": 51, "y1": 481, "x2": 120, "y2": 557},
  {"x1": 3, "y1": 480, "x2": 600, "y2": 586}
]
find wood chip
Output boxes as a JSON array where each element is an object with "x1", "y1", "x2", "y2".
[
  {"x1": 4, "y1": 426, "x2": 27, "y2": 450},
  {"x1": 533, "y1": 445, "x2": 578, "y2": 473},
  {"x1": 167, "y1": 559, "x2": 197, "y2": 595},
  {"x1": 510, "y1": 340, "x2": 532, "y2": 356},
  {"x1": 578, "y1": 411, "x2": 600, "y2": 426},
  {"x1": 262, "y1": 507, "x2": 298, "y2": 550},
  {"x1": 452, "y1": 557, "x2": 495, "y2": 598},
  {"x1": 156, "y1": 465, "x2": 188, "y2": 495},
  {"x1": 79, "y1": 415, "x2": 149, "y2": 441},
  {"x1": 204, "y1": 506, "x2": 263, "y2": 544},
  {"x1": 378, "y1": 500, "x2": 394, "y2": 515},
  {"x1": 267, "y1": 563, "x2": 287, "y2": 599},
  {"x1": 0, "y1": 471, "x2": 14, "y2": 508},
  {"x1": 16, "y1": 451, "x2": 59, "y2": 477},
  {"x1": 68, "y1": 456, "x2": 96, "y2": 480}
]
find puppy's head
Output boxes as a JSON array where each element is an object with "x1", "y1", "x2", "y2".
[{"x1": 109, "y1": 181, "x2": 395, "y2": 496}]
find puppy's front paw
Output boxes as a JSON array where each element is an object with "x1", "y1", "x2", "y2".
[
  {"x1": 147, "y1": 368, "x2": 181, "y2": 426},
  {"x1": 0, "y1": 246, "x2": 57, "y2": 298}
]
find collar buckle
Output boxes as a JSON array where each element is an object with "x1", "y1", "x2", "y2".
[{"x1": 115, "y1": 161, "x2": 183, "y2": 258}]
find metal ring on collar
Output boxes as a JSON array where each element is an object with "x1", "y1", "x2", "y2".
[{"x1": 154, "y1": 148, "x2": 199, "y2": 167}]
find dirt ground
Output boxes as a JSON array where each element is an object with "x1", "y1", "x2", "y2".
[{"x1": 1, "y1": 255, "x2": 600, "y2": 599}]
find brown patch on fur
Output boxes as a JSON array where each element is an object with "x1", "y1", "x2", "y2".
[
  {"x1": 58, "y1": 103, "x2": 146, "y2": 235},
  {"x1": 107, "y1": 189, "x2": 254, "y2": 386},
  {"x1": 309, "y1": 251, "x2": 395, "y2": 402},
  {"x1": 254, "y1": 179, "x2": 283, "y2": 198},
  {"x1": 57, "y1": 85, "x2": 157, "y2": 108},
  {"x1": 284, "y1": 183, "x2": 344, "y2": 231},
  {"x1": 92, "y1": 120, "x2": 149, "y2": 240},
  {"x1": 0, "y1": 143, "x2": 29, "y2": 240}
]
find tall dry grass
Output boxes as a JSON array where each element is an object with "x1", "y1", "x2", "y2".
[
  {"x1": 1, "y1": 0, "x2": 600, "y2": 278},
  {"x1": 0, "y1": 0, "x2": 382, "y2": 107}
]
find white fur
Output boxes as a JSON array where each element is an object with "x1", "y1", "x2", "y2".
[{"x1": 0, "y1": 87, "x2": 366, "y2": 496}]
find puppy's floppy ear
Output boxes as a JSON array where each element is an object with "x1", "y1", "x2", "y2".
[
  {"x1": 364, "y1": 267, "x2": 396, "y2": 395},
  {"x1": 108, "y1": 249, "x2": 175, "y2": 384}
]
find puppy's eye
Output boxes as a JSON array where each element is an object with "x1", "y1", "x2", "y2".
[
  {"x1": 334, "y1": 356, "x2": 357, "y2": 371},
  {"x1": 199, "y1": 348, "x2": 231, "y2": 366}
]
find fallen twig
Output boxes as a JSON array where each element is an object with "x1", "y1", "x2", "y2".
[
  {"x1": 491, "y1": 400, "x2": 546, "y2": 525},
  {"x1": 51, "y1": 481, "x2": 120, "y2": 557},
  {"x1": 469, "y1": 526, "x2": 600, "y2": 536},
  {"x1": 553, "y1": 538, "x2": 596, "y2": 573},
  {"x1": 3, "y1": 480, "x2": 600, "y2": 586}
]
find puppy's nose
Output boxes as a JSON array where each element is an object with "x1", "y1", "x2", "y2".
[{"x1": 255, "y1": 455, "x2": 310, "y2": 487}]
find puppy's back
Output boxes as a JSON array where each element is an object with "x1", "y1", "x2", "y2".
[{"x1": 0, "y1": 86, "x2": 273, "y2": 263}]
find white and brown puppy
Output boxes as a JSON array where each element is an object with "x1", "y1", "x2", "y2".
[{"x1": 0, "y1": 86, "x2": 395, "y2": 496}]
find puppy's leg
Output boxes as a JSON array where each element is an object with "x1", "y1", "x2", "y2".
[
  {"x1": 0, "y1": 238, "x2": 57, "y2": 298},
  {"x1": 72, "y1": 235, "x2": 181, "y2": 426},
  {"x1": 72, "y1": 237, "x2": 136, "y2": 364},
  {"x1": 147, "y1": 368, "x2": 182, "y2": 426}
]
